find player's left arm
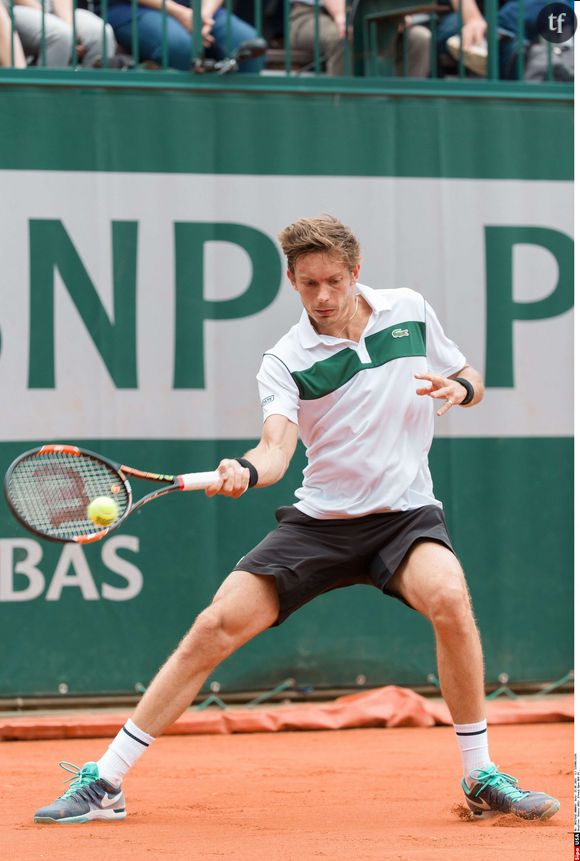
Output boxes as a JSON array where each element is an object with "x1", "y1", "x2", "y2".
[{"x1": 415, "y1": 364, "x2": 484, "y2": 417}]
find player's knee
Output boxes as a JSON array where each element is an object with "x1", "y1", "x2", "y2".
[
  {"x1": 427, "y1": 575, "x2": 473, "y2": 631},
  {"x1": 183, "y1": 606, "x2": 234, "y2": 663}
]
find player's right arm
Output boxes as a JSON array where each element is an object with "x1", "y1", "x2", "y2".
[
  {"x1": 206, "y1": 350, "x2": 300, "y2": 498},
  {"x1": 206, "y1": 415, "x2": 298, "y2": 498},
  {"x1": 242, "y1": 414, "x2": 298, "y2": 488}
]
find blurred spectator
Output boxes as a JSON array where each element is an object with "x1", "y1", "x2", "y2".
[
  {"x1": 289, "y1": 0, "x2": 346, "y2": 75},
  {"x1": 2, "y1": 0, "x2": 116, "y2": 66},
  {"x1": 106, "y1": 0, "x2": 265, "y2": 71},
  {"x1": 1, "y1": 0, "x2": 71, "y2": 64},
  {"x1": 52, "y1": 0, "x2": 116, "y2": 64},
  {"x1": 439, "y1": 0, "x2": 551, "y2": 78},
  {"x1": 524, "y1": 35, "x2": 573, "y2": 81},
  {"x1": 396, "y1": 14, "x2": 431, "y2": 77},
  {"x1": 0, "y1": 0, "x2": 26, "y2": 64},
  {"x1": 261, "y1": 0, "x2": 283, "y2": 43}
]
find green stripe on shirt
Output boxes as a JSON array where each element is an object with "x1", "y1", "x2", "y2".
[{"x1": 292, "y1": 321, "x2": 426, "y2": 400}]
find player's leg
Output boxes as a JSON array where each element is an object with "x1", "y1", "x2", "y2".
[
  {"x1": 34, "y1": 570, "x2": 279, "y2": 824},
  {"x1": 130, "y1": 570, "x2": 279, "y2": 736},
  {"x1": 388, "y1": 539, "x2": 485, "y2": 725},
  {"x1": 388, "y1": 539, "x2": 560, "y2": 820}
]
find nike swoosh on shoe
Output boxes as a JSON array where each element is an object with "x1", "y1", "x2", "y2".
[{"x1": 100, "y1": 793, "x2": 123, "y2": 809}]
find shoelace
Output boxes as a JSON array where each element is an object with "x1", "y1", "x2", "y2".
[
  {"x1": 471, "y1": 768, "x2": 527, "y2": 802},
  {"x1": 58, "y1": 761, "x2": 98, "y2": 799}
]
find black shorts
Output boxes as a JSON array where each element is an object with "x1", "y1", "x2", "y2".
[{"x1": 233, "y1": 504, "x2": 454, "y2": 625}]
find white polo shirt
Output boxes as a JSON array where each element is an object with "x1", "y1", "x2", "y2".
[{"x1": 257, "y1": 284, "x2": 466, "y2": 518}]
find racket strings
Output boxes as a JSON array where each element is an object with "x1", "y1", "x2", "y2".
[{"x1": 6, "y1": 451, "x2": 130, "y2": 540}]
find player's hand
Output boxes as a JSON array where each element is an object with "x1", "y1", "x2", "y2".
[
  {"x1": 415, "y1": 371, "x2": 466, "y2": 417},
  {"x1": 205, "y1": 459, "x2": 250, "y2": 498}
]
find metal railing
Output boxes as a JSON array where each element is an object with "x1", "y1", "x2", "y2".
[{"x1": 0, "y1": 0, "x2": 573, "y2": 82}]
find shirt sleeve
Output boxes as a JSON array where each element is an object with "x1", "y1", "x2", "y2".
[
  {"x1": 256, "y1": 353, "x2": 300, "y2": 424},
  {"x1": 425, "y1": 300, "x2": 467, "y2": 377}
]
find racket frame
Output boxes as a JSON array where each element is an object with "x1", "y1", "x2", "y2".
[{"x1": 4, "y1": 444, "x2": 218, "y2": 545}]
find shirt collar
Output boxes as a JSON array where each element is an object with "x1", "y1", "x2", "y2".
[{"x1": 297, "y1": 283, "x2": 392, "y2": 349}]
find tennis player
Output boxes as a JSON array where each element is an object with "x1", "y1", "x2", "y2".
[{"x1": 34, "y1": 215, "x2": 559, "y2": 824}]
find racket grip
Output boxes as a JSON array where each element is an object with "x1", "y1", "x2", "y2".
[{"x1": 178, "y1": 470, "x2": 221, "y2": 491}]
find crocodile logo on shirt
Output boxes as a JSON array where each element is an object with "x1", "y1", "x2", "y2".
[{"x1": 392, "y1": 328, "x2": 410, "y2": 338}]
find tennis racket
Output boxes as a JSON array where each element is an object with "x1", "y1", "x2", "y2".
[{"x1": 4, "y1": 444, "x2": 220, "y2": 544}]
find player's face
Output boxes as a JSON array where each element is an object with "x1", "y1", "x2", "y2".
[{"x1": 290, "y1": 252, "x2": 361, "y2": 334}]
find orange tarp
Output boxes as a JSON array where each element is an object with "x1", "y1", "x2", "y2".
[{"x1": 0, "y1": 686, "x2": 572, "y2": 741}]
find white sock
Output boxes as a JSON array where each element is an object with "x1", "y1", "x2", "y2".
[
  {"x1": 454, "y1": 719, "x2": 492, "y2": 778},
  {"x1": 97, "y1": 719, "x2": 156, "y2": 787}
]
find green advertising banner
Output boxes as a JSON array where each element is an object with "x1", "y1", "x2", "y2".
[{"x1": 0, "y1": 85, "x2": 573, "y2": 697}]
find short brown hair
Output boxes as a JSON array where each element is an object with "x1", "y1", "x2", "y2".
[{"x1": 278, "y1": 215, "x2": 361, "y2": 274}]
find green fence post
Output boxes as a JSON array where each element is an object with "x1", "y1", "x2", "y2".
[
  {"x1": 362, "y1": 12, "x2": 369, "y2": 74},
  {"x1": 191, "y1": 0, "x2": 202, "y2": 66},
  {"x1": 9, "y1": 0, "x2": 14, "y2": 67},
  {"x1": 429, "y1": 12, "x2": 437, "y2": 78},
  {"x1": 284, "y1": 0, "x2": 291, "y2": 74},
  {"x1": 516, "y1": 0, "x2": 524, "y2": 79},
  {"x1": 314, "y1": 0, "x2": 321, "y2": 74},
  {"x1": 485, "y1": 0, "x2": 498, "y2": 79},
  {"x1": 161, "y1": 0, "x2": 168, "y2": 69},
  {"x1": 131, "y1": 0, "x2": 139, "y2": 64},
  {"x1": 370, "y1": 19, "x2": 378, "y2": 75},
  {"x1": 101, "y1": 0, "x2": 109, "y2": 67},
  {"x1": 458, "y1": 0, "x2": 465, "y2": 79},
  {"x1": 71, "y1": 0, "x2": 77, "y2": 67},
  {"x1": 40, "y1": 0, "x2": 46, "y2": 66},
  {"x1": 343, "y1": 0, "x2": 351, "y2": 75},
  {"x1": 225, "y1": 0, "x2": 233, "y2": 57},
  {"x1": 401, "y1": 26, "x2": 408, "y2": 77},
  {"x1": 254, "y1": 0, "x2": 262, "y2": 36}
]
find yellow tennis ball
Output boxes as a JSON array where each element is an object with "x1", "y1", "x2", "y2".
[{"x1": 87, "y1": 496, "x2": 119, "y2": 527}]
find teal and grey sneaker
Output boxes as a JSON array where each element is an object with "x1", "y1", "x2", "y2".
[
  {"x1": 461, "y1": 763, "x2": 560, "y2": 821},
  {"x1": 34, "y1": 761, "x2": 126, "y2": 824}
]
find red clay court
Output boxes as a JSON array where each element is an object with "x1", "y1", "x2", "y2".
[{"x1": 2, "y1": 690, "x2": 572, "y2": 861}]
